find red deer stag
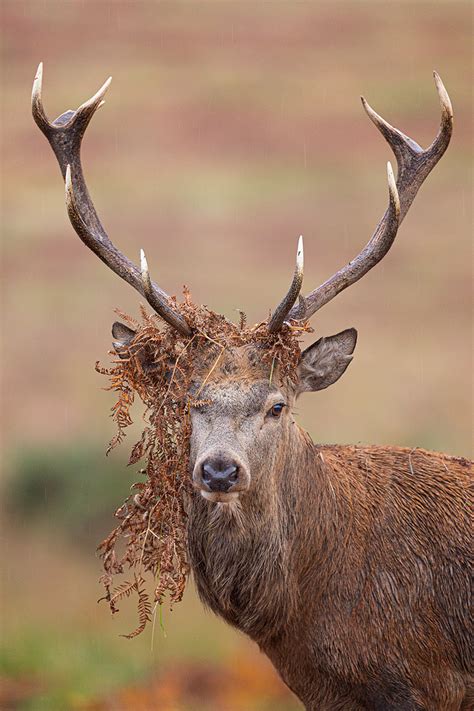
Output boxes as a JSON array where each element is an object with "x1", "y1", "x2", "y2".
[{"x1": 32, "y1": 64, "x2": 472, "y2": 710}]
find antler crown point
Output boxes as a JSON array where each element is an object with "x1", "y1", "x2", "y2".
[
  {"x1": 32, "y1": 62, "x2": 44, "y2": 103},
  {"x1": 297, "y1": 235, "x2": 304, "y2": 268},
  {"x1": 432, "y1": 71, "x2": 453, "y2": 118},
  {"x1": 140, "y1": 248, "x2": 149, "y2": 273}
]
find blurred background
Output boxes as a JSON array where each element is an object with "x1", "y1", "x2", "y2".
[{"x1": 1, "y1": 2, "x2": 472, "y2": 709}]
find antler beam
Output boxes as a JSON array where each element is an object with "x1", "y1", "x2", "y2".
[
  {"x1": 279, "y1": 72, "x2": 453, "y2": 324},
  {"x1": 32, "y1": 63, "x2": 192, "y2": 337}
]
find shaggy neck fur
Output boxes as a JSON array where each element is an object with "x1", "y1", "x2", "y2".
[
  {"x1": 187, "y1": 424, "x2": 344, "y2": 646},
  {"x1": 187, "y1": 437, "x2": 472, "y2": 710}
]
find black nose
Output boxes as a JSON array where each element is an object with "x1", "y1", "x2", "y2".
[{"x1": 201, "y1": 460, "x2": 239, "y2": 493}]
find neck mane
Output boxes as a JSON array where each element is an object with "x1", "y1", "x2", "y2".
[{"x1": 187, "y1": 426, "x2": 344, "y2": 644}]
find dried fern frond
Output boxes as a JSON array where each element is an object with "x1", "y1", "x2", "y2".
[
  {"x1": 97, "y1": 296, "x2": 308, "y2": 638},
  {"x1": 120, "y1": 575, "x2": 152, "y2": 639}
]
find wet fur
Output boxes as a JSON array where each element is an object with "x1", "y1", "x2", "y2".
[
  {"x1": 188, "y1": 437, "x2": 473, "y2": 710},
  {"x1": 112, "y1": 330, "x2": 472, "y2": 708}
]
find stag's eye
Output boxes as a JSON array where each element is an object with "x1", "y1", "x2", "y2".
[{"x1": 268, "y1": 403, "x2": 285, "y2": 418}]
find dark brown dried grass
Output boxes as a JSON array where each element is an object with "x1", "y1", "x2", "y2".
[{"x1": 96, "y1": 292, "x2": 308, "y2": 638}]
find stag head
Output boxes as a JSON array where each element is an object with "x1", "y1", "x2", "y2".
[{"x1": 32, "y1": 64, "x2": 452, "y2": 504}]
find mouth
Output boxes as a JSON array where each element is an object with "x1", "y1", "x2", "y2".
[{"x1": 200, "y1": 490, "x2": 240, "y2": 503}]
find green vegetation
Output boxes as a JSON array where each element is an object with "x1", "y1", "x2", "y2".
[
  {"x1": 2, "y1": 444, "x2": 299, "y2": 709},
  {"x1": 5, "y1": 444, "x2": 134, "y2": 547}
]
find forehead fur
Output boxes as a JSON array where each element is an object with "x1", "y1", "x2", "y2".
[
  {"x1": 190, "y1": 343, "x2": 289, "y2": 411},
  {"x1": 196, "y1": 380, "x2": 282, "y2": 418},
  {"x1": 193, "y1": 343, "x2": 277, "y2": 385}
]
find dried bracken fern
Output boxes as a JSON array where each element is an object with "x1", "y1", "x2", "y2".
[{"x1": 96, "y1": 295, "x2": 310, "y2": 637}]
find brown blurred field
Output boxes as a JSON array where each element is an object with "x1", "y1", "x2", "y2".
[{"x1": 1, "y1": 2, "x2": 472, "y2": 710}]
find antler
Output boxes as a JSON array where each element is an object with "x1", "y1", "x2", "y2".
[
  {"x1": 269, "y1": 72, "x2": 453, "y2": 327},
  {"x1": 268, "y1": 236, "x2": 304, "y2": 333},
  {"x1": 31, "y1": 63, "x2": 192, "y2": 337}
]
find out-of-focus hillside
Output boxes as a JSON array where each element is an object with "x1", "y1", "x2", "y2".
[{"x1": 1, "y1": 2, "x2": 472, "y2": 709}]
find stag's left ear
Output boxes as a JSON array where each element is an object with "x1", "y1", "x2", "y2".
[{"x1": 296, "y1": 328, "x2": 357, "y2": 394}]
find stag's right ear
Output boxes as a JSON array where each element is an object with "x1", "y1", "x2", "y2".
[
  {"x1": 296, "y1": 328, "x2": 357, "y2": 395},
  {"x1": 112, "y1": 321, "x2": 136, "y2": 358},
  {"x1": 111, "y1": 321, "x2": 168, "y2": 375}
]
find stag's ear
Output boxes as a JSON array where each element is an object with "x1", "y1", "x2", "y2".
[
  {"x1": 296, "y1": 328, "x2": 357, "y2": 394},
  {"x1": 112, "y1": 321, "x2": 136, "y2": 358},
  {"x1": 111, "y1": 321, "x2": 170, "y2": 375}
]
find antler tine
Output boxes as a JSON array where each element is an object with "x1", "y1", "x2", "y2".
[
  {"x1": 139, "y1": 247, "x2": 181, "y2": 324},
  {"x1": 32, "y1": 63, "x2": 192, "y2": 337},
  {"x1": 286, "y1": 72, "x2": 453, "y2": 322},
  {"x1": 268, "y1": 236, "x2": 304, "y2": 333}
]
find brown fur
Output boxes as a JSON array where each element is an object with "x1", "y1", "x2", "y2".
[
  {"x1": 34, "y1": 63, "x2": 465, "y2": 706},
  {"x1": 187, "y1": 345, "x2": 473, "y2": 711}
]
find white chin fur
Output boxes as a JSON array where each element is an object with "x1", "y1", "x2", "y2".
[{"x1": 200, "y1": 491, "x2": 240, "y2": 503}]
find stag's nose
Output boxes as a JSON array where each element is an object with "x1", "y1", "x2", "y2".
[{"x1": 201, "y1": 460, "x2": 239, "y2": 493}]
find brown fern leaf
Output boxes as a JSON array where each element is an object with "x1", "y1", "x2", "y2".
[
  {"x1": 95, "y1": 361, "x2": 111, "y2": 376},
  {"x1": 114, "y1": 308, "x2": 140, "y2": 328},
  {"x1": 128, "y1": 430, "x2": 149, "y2": 465},
  {"x1": 110, "y1": 579, "x2": 138, "y2": 605},
  {"x1": 188, "y1": 398, "x2": 212, "y2": 409},
  {"x1": 97, "y1": 297, "x2": 307, "y2": 637},
  {"x1": 120, "y1": 576, "x2": 152, "y2": 639},
  {"x1": 237, "y1": 309, "x2": 247, "y2": 330}
]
